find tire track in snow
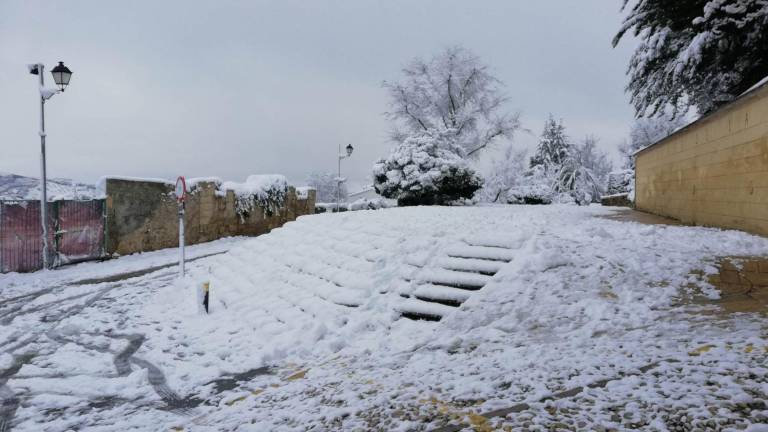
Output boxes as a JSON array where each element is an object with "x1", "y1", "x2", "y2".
[
  {"x1": 112, "y1": 334, "x2": 204, "y2": 415},
  {"x1": 0, "y1": 353, "x2": 35, "y2": 432}
]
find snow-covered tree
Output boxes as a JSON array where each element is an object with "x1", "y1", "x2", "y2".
[
  {"x1": 577, "y1": 135, "x2": 613, "y2": 187},
  {"x1": 372, "y1": 128, "x2": 484, "y2": 206},
  {"x1": 480, "y1": 145, "x2": 528, "y2": 203},
  {"x1": 305, "y1": 171, "x2": 347, "y2": 203},
  {"x1": 553, "y1": 153, "x2": 604, "y2": 205},
  {"x1": 530, "y1": 115, "x2": 570, "y2": 168},
  {"x1": 614, "y1": 0, "x2": 768, "y2": 117},
  {"x1": 383, "y1": 46, "x2": 520, "y2": 158},
  {"x1": 618, "y1": 115, "x2": 688, "y2": 169},
  {"x1": 514, "y1": 119, "x2": 608, "y2": 205}
]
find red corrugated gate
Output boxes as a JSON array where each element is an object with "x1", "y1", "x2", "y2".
[
  {"x1": 55, "y1": 200, "x2": 105, "y2": 265},
  {"x1": 0, "y1": 200, "x2": 105, "y2": 273}
]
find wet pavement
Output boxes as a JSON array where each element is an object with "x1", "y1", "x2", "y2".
[{"x1": 597, "y1": 207, "x2": 683, "y2": 226}]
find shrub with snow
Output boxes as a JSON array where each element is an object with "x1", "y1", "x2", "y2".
[
  {"x1": 348, "y1": 197, "x2": 396, "y2": 211},
  {"x1": 373, "y1": 130, "x2": 483, "y2": 206},
  {"x1": 606, "y1": 169, "x2": 634, "y2": 197},
  {"x1": 507, "y1": 165, "x2": 555, "y2": 204},
  {"x1": 552, "y1": 156, "x2": 603, "y2": 206},
  {"x1": 220, "y1": 175, "x2": 289, "y2": 220}
]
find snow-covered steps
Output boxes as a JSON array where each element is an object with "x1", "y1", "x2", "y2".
[
  {"x1": 398, "y1": 297, "x2": 456, "y2": 322},
  {"x1": 434, "y1": 257, "x2": 504, "y2": 275},
  {"x1": 414, "y1": 268, "x2": 491, "y2": 290},
  {"x1": 445, "y1": 245, "x2": 516, "y2": 262},
  {"x1": 412, "y1": 284, "x2": 472, "y2": 307},
  {"x1": 398, "y1": 242, "x2": 516, "y2": 321}
]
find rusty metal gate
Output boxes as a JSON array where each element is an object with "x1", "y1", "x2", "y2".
[{"x1": 0, "y1": 199, "x2": 106, "y2": 273}]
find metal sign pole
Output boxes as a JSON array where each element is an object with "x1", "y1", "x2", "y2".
[
  {"x1": 178, "y1": 200, "x2": 185, "y2": 277},
  {"x1": 175, "y1": 176, "x2": 187, "y2": 278}
]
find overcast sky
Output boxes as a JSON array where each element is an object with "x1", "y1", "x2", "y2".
[{"x1": 0, "y1": 1, "x2": 637, "y2": 189}]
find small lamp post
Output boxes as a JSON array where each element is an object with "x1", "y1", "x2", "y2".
[
  {"x1": 28, "y1": 61, "x2": 73, "y2": 269},
  {"x1": 337, "y1": 143, "x2": 354, "y2": 213}
]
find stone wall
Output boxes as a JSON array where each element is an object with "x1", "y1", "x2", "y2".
[
  {"x1": 104, "y1": 178, "x2": 315, "y2": 256},
  {"x1": 635, "y1": 83, "x2": 768, "y2": 237},
  {"x1": 600, "y1": 194, "x2": 632, "y2": 208}
]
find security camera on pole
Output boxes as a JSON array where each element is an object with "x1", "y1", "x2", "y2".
[{"x1": 174, "y1": 176, "x2": 187, "y2": 278}]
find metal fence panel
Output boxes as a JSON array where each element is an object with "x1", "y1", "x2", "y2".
[
  {"x1": 0, "y1": 199, "x2": 105, "y2": 273},
  {"x1": 55, "y1": 200, "x2": 105, "y2": 265},
  {"x1": 0, "y1": 201, "x2": 53, "y2": 273}
]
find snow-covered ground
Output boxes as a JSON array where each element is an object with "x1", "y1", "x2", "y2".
[{"x1": 1, "y1": 205, "x2": 767, "y2": 431}]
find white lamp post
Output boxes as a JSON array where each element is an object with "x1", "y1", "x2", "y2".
[
  {"x1": 28, "y1": 61, "x2": 73, "y2": 269},
  {"x1": 337, "y1": 143, "x2": 354, "y2": 213}
]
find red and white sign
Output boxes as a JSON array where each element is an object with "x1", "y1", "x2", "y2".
[{"x1": 175, "y1": 176, "x2": 187, "y2": 202}]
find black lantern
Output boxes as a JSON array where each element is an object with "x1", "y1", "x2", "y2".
[
  {"x1": 345, "y1": 143, "x2": 354, "y2": 157},
  {"x1": 50, "y1": 62, "x2": 72, "y2": 91}
]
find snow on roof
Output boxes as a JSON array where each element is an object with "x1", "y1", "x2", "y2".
[
  {"x1": 636, "y1": 77, "x2": 768, "y2": 157},
  {"x1": 740, "y1": 74, "x2": 768, "y2": 97}
]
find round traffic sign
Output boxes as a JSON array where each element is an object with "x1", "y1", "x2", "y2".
[{"x1": 175, "y1": 176, "x2": 187, "y2": 202}]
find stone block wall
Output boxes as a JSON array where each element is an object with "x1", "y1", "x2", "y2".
[
  {"x1": 600, "y1": 194, "x2": 633, "y2": 208},
  {"x1": 104, "y1": 178, "x2": 315, "y2": 256},
  {"x1": 635, "y1": 84, "x2": 768, "y2": 237}
]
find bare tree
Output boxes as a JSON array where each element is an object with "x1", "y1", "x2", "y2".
[
  {"x1": 383, "y1": 46, "x2": 520, "y2": 158},
  {"x1": 481, "y1": 144, "x2": 528, "y2": 203},
  {"x1": 305, "y1": 171, "x2": 347, "y2": 203},
  {"x1": 577, "y1": 135, "x2": 613, "y2": 186}
]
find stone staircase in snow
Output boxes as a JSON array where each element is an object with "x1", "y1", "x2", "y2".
[{"x1": 397, "y1": 241, "x2": 515, "y2": 321}]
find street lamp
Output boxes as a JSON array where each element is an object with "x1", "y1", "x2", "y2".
[
  {"x1": 337, "y1": 143, "x2": 354, "y2": 213},
  {"x1": 28, "y1": 61, "x2": 73, "y2": 269},
  {"x1": 50, "y1": 62, "x2": 73, "y2": 92}
]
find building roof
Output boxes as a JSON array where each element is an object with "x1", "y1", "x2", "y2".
[{"x1": 634, "y1": 75, "x2": 768, "y2": 157}]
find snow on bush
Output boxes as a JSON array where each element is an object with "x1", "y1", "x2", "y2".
[
  {"x1": 295, "y1": 186, "x2": 314, "y2": 200},
  {"x1": 373, "y1": 129, "x2": 483, "y2": 206},
  {"x1": 507, "y1": 164, "x2": 555, "y2": 204},
  {"x1": 507, "y1": 118, "x2": 608, "y2": 206},
  {"x1": 220, "y1": 174, "x2": 289, "y2": 220},
  {"x1": 606, "y1": 169, "x2": 635, "y2": 199},
  {"x1": 185, "y1": 177, "x2": 223, "y2": 192},
  {"x1": 552, "y1": 155, "x2": 603, "y2": 205},
  {"x1": 348, "y1": 197, "x2": 396, "y2": 211}
]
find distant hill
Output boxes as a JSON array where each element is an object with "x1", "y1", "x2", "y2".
[{"x1": 0, "y1": 172, "x2": 99, "y2": 201}]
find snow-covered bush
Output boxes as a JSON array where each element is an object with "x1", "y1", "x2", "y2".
[
  {"x1": 553, "y1": 156, "x2": 602, "y2": 206},
  {"x1": 373, "y1": 130, "x2": 484, "y2": 206},
  {"x1": 348, "y1": 197, "x2": 396, "y2": 211},
  {"x1": 511, "y1": 118, "x2": 608, "y2": 206},
  {"x1": 507, "y1": 164, "x2": 555, "y2": 204},
  {"x1": 221, "y1": 175, "x2": 289, "y2": 220},
  {"x1": 606, "y1": 169, "x2": 634, "y2": 196}
]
